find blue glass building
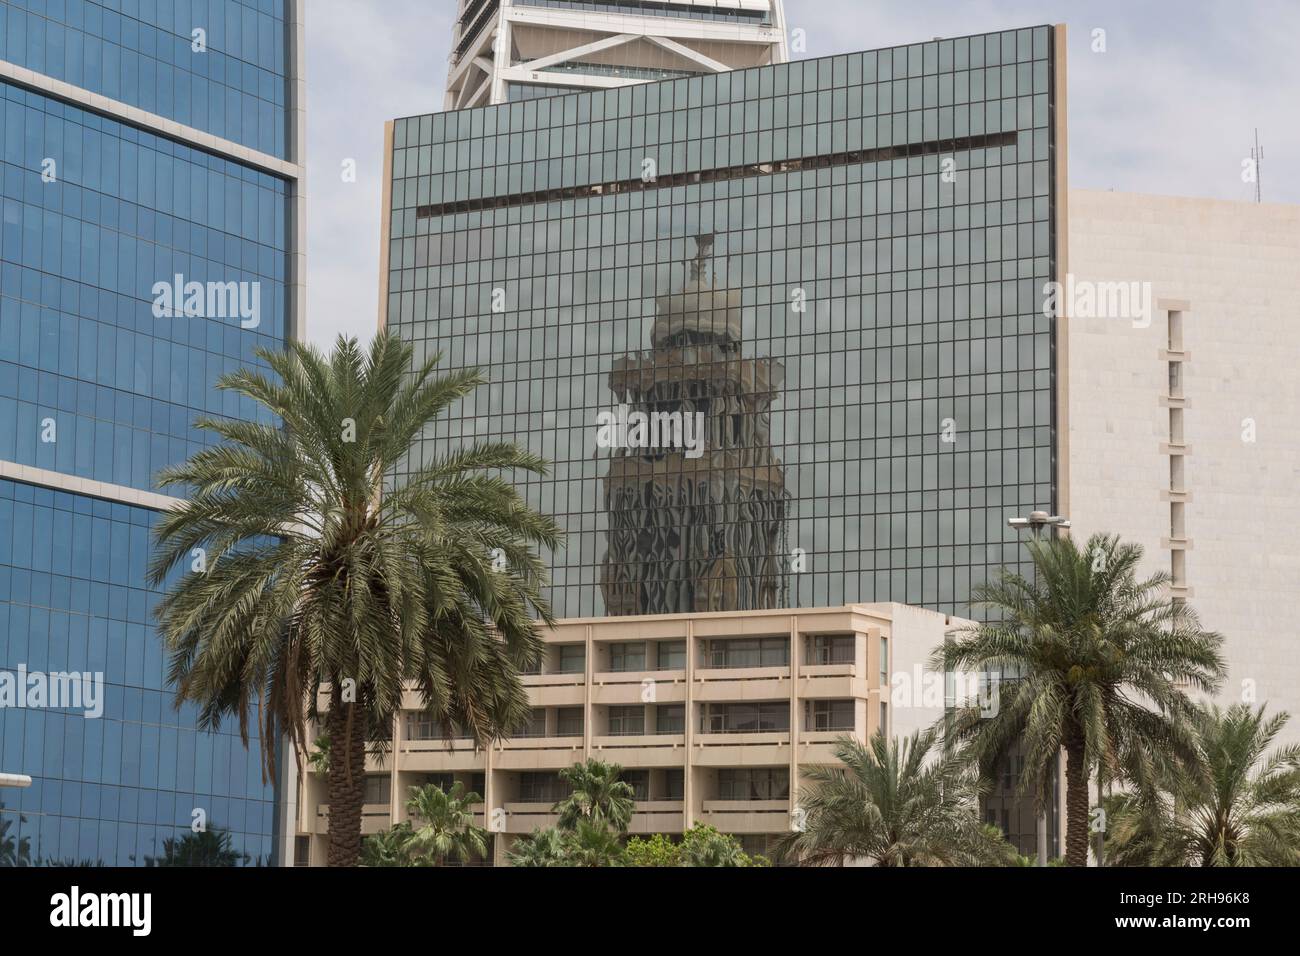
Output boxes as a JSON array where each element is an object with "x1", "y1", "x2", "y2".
[{"x1": 0, "y1": 0, "x2": 303, "y2": 866}]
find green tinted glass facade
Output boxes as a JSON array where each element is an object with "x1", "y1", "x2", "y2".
[{"x1": 386, "y1": 26, "x2": 1061, "y2": 620}]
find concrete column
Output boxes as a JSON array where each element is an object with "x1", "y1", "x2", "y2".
[
  {"x1": 788, "y1": 615, "x2": 799, "y2": 835},
  {"x1": 583, "y1": 624, "x2": 594, "y2": 759},
  {"x1": 683, "y1": 617, "x2": 695, "y2": 829},
  {"x1": 389, "y1": 711, "x2": 401, "y2": 825}
]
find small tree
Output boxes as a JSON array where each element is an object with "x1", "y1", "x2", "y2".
[
  {"x1": 360, "y1": 823, "x2": 414, "y2": 867},
  {"x1": 680, "y1": 824, "x2": 758, "y2": 867},
  {"x1": 565, "y1": 820, "x2": 624, "y2": 867},
  {"x1": 775, "y1": 729, "x2": 995, "y2": 866},
  {"x1": 405, "y1": 782, "x2": 489, "y2": 866},
  {"x1": 1106, "y1": 704, "x2": 1300, "y2": 866},
  {"x1": 507, "y1": 827, "x2": 570, "y2": 867},
  {"x1": 554, "y1": 759, "x2": 635, "y2": 833},
  {"x1": 624, "y1": 833, "x2": 682, "y2": 867}
]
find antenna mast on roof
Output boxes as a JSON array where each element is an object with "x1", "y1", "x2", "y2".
[{"x1": 1251, "y1": 129, "x2": 1264, "y2": 203}]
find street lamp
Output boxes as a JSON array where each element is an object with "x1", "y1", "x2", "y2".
[
  {"x1": 1007, "y1": 511, "x2": 1071, "y2": 536},
  {"x1": 0, "y1": 772, "x2": 32, "y2": 788},
  {"x1": 1007, "y1": 510, "x2": 1070, "y2": 866}
]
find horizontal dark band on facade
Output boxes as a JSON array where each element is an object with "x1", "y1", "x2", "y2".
[{"x1": 414, "y1": 131, "x2": 1018, "y2": 221}]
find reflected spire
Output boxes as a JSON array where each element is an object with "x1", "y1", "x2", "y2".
[{"x1": 599, "y1": 237, "x2": 790, "y2": 615}]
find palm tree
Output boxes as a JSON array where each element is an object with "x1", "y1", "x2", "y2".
[
  {"x1": 679, "y1": 824, "x2": 754, "y2": 867},
  {"x1": 150, "y1": 333, "x2": 560, "y2": 866},
  {"x1": 1106, "y1": 704, "x2": 1300, "y2": 866},
  {"x1": 774, "y1": 728, "x2": 998, "y2": 866},
  {"x1": 554, "y1": 759, "x2": 635, "y2": 833},
  {"x1": 507, "y1": 827, "x2": 571, "y2": 867},
  {"x1": 936, "y1": 533, "x2": 1225, "y2": 866},
  {"x1": 143, "y1": 827, "x2": 249, "y2": 867},
  {"x1": 0, "y1": 806, "x2": 30, "y2": 867},
  {"x1": 360, "y1": 823, "x2": 414, "y2": 867},
  {"x1": 564, "y1": 820, "x2": 624, "y2": 867},
  {"x1": 405, "y1": 782, "x2": 489, "y2": 866},
  {"x1": 307, "y1": 733, "x2": 330, "y2": 774}
]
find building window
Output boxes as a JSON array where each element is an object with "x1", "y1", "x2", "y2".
[
  {"x1": 557, "y1": 707, "x2": 584, "y2": 737},
  {"x1": 405, "y1": 714, "x2": 438, "y2": 740},
  {"x1": 664, "y1": 769, "x2": 685, "y2": 800},
  {"x1": 655, "y1": 704, "x2": 685, "y2": 734},
  {"x1": 622, "y1": 769, "x2": 650, "y2": 801},
  {"x1": 880, "y1": 636, "x2": 889, "y2": 688},
  {"x1": 700, "y1": 702, "x2": 789, "y2": 734},
  {"x1": 806, "y1": 634, "x2": 855, "y2": 665},
  {"x1": 609, "y1": 642, "x2": 646, "y2": 672},
  {"x1": 656, "y1": 640, "x2": 686, "y2": 670},
  {"x1": 737, "y1": 834, "x2": 775, "y2": 858},
  {"x1": 717, "y1": 768, "x2": 789, "y2": 801},
  {"x1": 294, "y1": 835, "x2": 311, "y2": 867},
  {"x1": 557, "y1": 645, "x2": 586, "y2": 674},
  {"x1": 412, "y1": 773, "x2": 455, "y2": 794},
  {"x1": 608, "y1": 705, "x2": 645, "y2": 736},
  {"x1": 807, "y1": 699, "x2": 855, "y2": 732},
  {"x1": 516, "y1": 707, "x2": 547, "y2": 738},
  {"x1": 517, "y1": 772, "x2": 569, "y2": 803},
  {"x1": 703, "y1": 637, "x2": 788, "y2": 669},
  {"x1": 363, "y1": 775, "x2": 391, "y2": 806},
  {"x1": 406, "y1": 714, "x2": 472, "y2": 740}
]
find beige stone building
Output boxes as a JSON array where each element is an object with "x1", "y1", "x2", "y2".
[
  {"x1": 292, "y1": 603, "x2": 964, "y2": 866},
  {"x1": 1065, "y1": 190, "x2": 1300, "y2": 738}
]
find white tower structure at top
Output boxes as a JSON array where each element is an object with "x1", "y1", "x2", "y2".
[{"x1": 445, "y1": 0, "x2": 789, "y2": 110}]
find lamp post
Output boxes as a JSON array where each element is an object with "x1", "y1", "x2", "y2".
[
  {"x1": 0, "y1": 772, "x2": 32, "y2": 789},
  {"x1": 1007, "y1": 511, "x2": 1071, "y2": 537},
  {"x1": 1006, "y1": 510, "x2": 1070, "y2": 866}
]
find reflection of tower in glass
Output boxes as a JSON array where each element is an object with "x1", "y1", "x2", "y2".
[{"x1": 601, "y1": 235, "x2": 789, "y2": 615}]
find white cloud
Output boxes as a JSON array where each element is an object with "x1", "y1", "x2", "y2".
[{"x1": 304, "y1": 0, "x2": 455, "y2": 348}]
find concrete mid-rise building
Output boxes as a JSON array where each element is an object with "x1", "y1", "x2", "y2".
[
  {"x1": 294, "y1": 602, "x2": 965, "y2": 866},
  {"x1": 1065, "y1": 190, "x2": 1300, "y2": 738}
]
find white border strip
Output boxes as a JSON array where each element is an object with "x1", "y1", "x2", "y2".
[
  {"x1": 0, "y1": 59, "x2": 302, "y2": 181},
  {"x1": 0, "y1": 459, "x2": 184, "y2": 512}
]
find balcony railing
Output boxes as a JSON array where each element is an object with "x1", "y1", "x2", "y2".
[
  {"x1": 591, "y1": 732, "x2": 685, "y2": 751},
  {"x1": 695, "y1": 731, "x2": 791, "y2": 749}
]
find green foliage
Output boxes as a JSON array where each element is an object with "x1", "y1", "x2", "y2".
[
  {"x1": 935, "y1": 533, "x2": 1225, "y2": 865},
  {"x1": 554, "y1": 759, "x2": 636, "y2": 833},
  {"x1": 774, "y1": 729, "x2": 998, "y2": 866},
  {"x1": 405, "y1": 782, "x2": 489, "y2": 866},
  {"x1": 149, "y1": 333, "x2": 561, "y2": 864},
  {"x1": 506, "y1": 827, "x2": 571, "y2": 867},
  {"x1": 565, "y1": 820, "x2": 625, "y2": 867},
  {"x1": 505, "y1": 822, "x2": 622, "y2": 867},
  {"x1": 357, "y1": 782, "x2": 492, "y2": 867},
  {"x1": 1105, "y1": 704, "x2": 1300, "y2": 867},
  {"x1": 680, "y1": 824, "x2": 763, "y2": 867},
  {"x1": 307, "y1": 733, "x2": 330, "y2": 775},
  {"x1": 143, "y1": 827, "x2": 249, "y2": 867},
  {"x1": 360, "y1": 823, "x2": 415, "y2": 867},
  {"x1": 0, "y1": 806, "x2": 30, "y2": 867},
  {"x1": 623, "y1": 832, "x2": 681, "y2": 867}
]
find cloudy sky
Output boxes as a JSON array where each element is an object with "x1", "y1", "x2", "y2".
[{"x1": 304, "y1": 0, "x2": 1300, "y2": 348}]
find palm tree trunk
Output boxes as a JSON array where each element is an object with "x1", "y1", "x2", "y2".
[
  {"x1": 326, "y1": 682, "x2": 367, "y2": 867},
  {"x1": 1064, "y1": 735, "x2": 1089, "y2": 867}
]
